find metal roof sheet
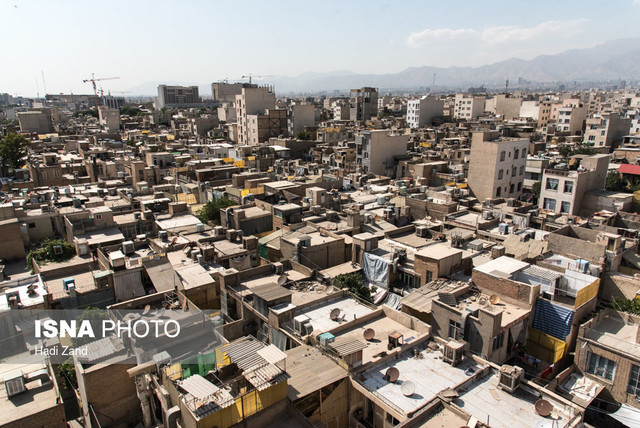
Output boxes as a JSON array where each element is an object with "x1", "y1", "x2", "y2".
[
  {"x1": 257, "y1": 344, "x2": 287, "y2": 365},
  {"x1": 223, "y1": 337, "x2": 268, "y2": 370},
  {"x1": 520, "y1": 264, "x2": 562, "y2": 282},
  {"x1": 329, "y1": 338, "x2": 368, "y2": 356}
]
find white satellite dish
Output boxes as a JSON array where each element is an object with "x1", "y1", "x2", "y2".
[
  {"x1": 401, "y1": 381, "x2": 416, "y2": 396},
  {"x1": 277, "y1": 275, "x2": 287, "y2": 286}
]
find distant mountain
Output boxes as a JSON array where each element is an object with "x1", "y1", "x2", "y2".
[{"x1": 126, "y1": 38, "x2": 640, "y2": 96}]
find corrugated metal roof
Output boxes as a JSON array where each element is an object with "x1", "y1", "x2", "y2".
[
  {"x1": 179, "y1": 374, "x2": 222, "y2": 400},
  {"x1": 520, "y1": 264, "x2": 562, "y2": 282},
  {"x1": 252, "y1": 283, "x2": 292, "y2": 302},
  {"x1": 178, "y1": 374, "x2": 235, "y2": 417},
  {"x1": 257, "y1": 344, "x2": 287, "y2": 365},
  {"x1": 224, "y1": 337, "x2": 268, "y2": 370},
  {"x1": 474, "y1": 256, "x2": 529, "y2": 276},
  {"x1": 243, "y1": 363, "x2": 287, "y2": 391},
  {"x1": 330, "y1": 338, "x2": 368, "y2": 356},
  {"x1": 77, "y1": 336, "x2": 125, "y2": 363}
]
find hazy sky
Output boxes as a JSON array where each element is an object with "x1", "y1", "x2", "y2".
[{"x1": 2, "y1": 0, "x2": 640, "y2": 96}]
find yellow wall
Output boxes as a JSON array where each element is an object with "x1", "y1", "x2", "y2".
[
  {"x1": 575, "y1": 279, "x2": 599, "y2": 308},
  {"x1": 527, "y1": 328, "x2": 566, "y2": 363}
]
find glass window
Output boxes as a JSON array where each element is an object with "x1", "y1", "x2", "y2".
[
  {"x1": 519, "y1": 166, "x2": 524, "y2": 175},
  {"x1": 517, "y1": 182, "x2": 522, "y2": 191},
  {"x1": 496, "y1": 187, "x2": 501, "y2": 197},
  {"x1": 498, "y1": 169, "x2": 503, "y2": 179},
  {"x1": 522, "y1": 149, "x2": 527, "y2": 157},
  {"x1": 561, "y1": 201, "x2": 571, "y2": 213},
  {"x1": 546, "y1": 178, "x2": 559, "y2": 191},
  {"x1": 587, "y1": 352, "x2": 616, "y2": 381},
  {"x1": 543, "y1": 198, "x2": 556, "y2": 210},
  {"x1": 500, "y1": 151, "x2": 506, "y2": 161},
  {"x1": 449, "y1": 320, "x2": 462, "y2": 340},
  {"x1": 492, "y1": 332, "x2": 504, "y2": 350},
  {"x1": 564, "y1": 181, "x2": 574, "y2": 194},
  {"x1": 512, "y1": 167, "x2": 517, "y2": 177},
  {"x1": 628, "y1": 364, "x2": 640, "y2": 395},
  {"x1": 510, "y1": 184, "x2": 514, "y2": 193},
  {"x1": 514, "y1": 149, "x2": 519, "y2": 160}
]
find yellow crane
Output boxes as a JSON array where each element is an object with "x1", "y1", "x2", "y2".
[{"x1": 82, "y1": 73, "x2": 120, "y2": 109}]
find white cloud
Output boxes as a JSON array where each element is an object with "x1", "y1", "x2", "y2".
[
  {"x1": 407, "y1": 19, "x2": 588, "y2": 48},
  {"x1": 406, "y1": 28, "x2": 477, "y2": 47}
]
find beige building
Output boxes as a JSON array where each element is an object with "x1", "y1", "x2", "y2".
[
  {"x1": 539, "y1": 154, "x2": 609, "y2": 215},
  {"x1": 467, "y1": 131, "x2": 529, "y2": 202},
  {"x1": 349, "y1": 87, "x2": 378, "y2": 121},
  {"x1": 246, "y1": 109, "x2": 287, "y2": 145},
  {"x1": 98, "y1": 106, "x2": 121, "y2": 132},
  {"x1": 355, "y1": 130, "x2": 410, "y2": 176},
  {"x1": 235, "y1": 86, "x2": 276, "y2": 145},
  {"x1": 584, "y1": 112, "x2": 631, "y2": 150},
  {"x1": 17, "y1": 109, "x2": 53, "y2": 133},
  {"x1": 453, "y1": 94, "x2": 485, "y2": 120},
  {"x1": 406, "y1": 95, "x2": 444, "y2": 129},
  {"x1": 520, "y1": 100, "x2": 553, "y2": 126}
]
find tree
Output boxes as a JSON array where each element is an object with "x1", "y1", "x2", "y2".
[
  {"x1": 531, "y1": 181, "x2": 542, "y2": 203},
  {"x1": 333, "y1": 272, "x2": 375, "y2": 302},
  {"x1": 197, "y1": 197, "x2": 235, "y2": 225},
  {"x1": 0, "y1": 133, "x2": 28, "y2": 173},
  {"x1": 611, "y1": 297, "x2": 640, "y2": 316},
  {"x1": 295, "y1": 129, "x2": 314, "y2": 141},
  {"x1": 606, "y1": 171, "x2": 625, "y2": 192}
]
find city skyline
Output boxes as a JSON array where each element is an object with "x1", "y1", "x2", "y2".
[{"x1": 2, "y1": 0, "x2": 640, "y2": 96}]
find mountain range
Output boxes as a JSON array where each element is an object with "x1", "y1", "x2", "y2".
[{"x1": 126, "y1": 38, "x2": 640, "y2": 96}]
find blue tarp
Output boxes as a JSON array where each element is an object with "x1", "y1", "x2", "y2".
[
  {"x1": 533, "y1": 298, "x2": 574, "y2": 341},
  {"x1": 362, "y1": 252, "x2": 389, "y2": 288}
]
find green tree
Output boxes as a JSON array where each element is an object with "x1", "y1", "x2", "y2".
[
  {"x1": 57, "y1": 359, "x2": 77, "y2": 391},
  {"x1": 26, "y1": 238, "x2": 75, "y2": 271},
  {"x1": 606, "y1": 171, "x2": 625, "y2": 192},
  {"x1": 531, "y1": 181, "x2": 542, "y2": 202},
  {"x1": 197, "y1": 197, "x2": 235, "y2": 225},
  {"x1": 611, "y1": 297, "x2": 640, "y2": 316},
  {"x1": 120, "y1": 106, "x2": 142, "y2": 116},
  {"x1": 295, "y1": 129, "x2": 315, "y2": 141},
  {"x1": 0, "y1": 133, "x2": 28, "y2": 173},
  {"x1": 333, "y1": 272, "x2": 375, "y2": 302}
]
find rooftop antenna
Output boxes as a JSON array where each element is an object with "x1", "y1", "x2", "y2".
[
  {"x1": 505, "y1": 78, "x2": 509, "y2": 94},
  {"x1": 35, "y1": 77, "x2": 40, "y2": 99},
  {"x1": 433, "y1": 72, "x2": 436, "y2": 88}
]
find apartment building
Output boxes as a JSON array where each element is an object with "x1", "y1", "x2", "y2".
[
  {"x1": 355, "y1": 129, "x2": 410, "y2": 176},
  {"x1": 583, "y1": 112, "x2": 631, "y2": 150},
  {"x1": 332, "y1": 102, "x2": 349, "y2": 120},
  {"x1": 539, "y1": 154, "x2": 609, "y2": 216},
  {"x1": 555, "y1": 103, "x2": 587, "y2": 135},
  {"x1": 235, "y1": 86, "x2": 276, "y2": 145},
  {"x1": 520, "y1": 100, "x2": 553, "y2": 126},
  {"x1": 18, "y1": 109, "x2": 53, "y2": 133},
  {"x1": 211, "y1": 81, "x2": 244, "y2": 103},
  {"x1": 246, "y1": 109, "x2": 287, "y2": 145},
  {"x1": 98, "y1": 106, "x2": 121, "y2": 132},
  {"x1": 287, "y1": 103, "x2": 315, "y2": 136},
  {"x1": 487, "y1": 94, "x2": 522, "y2": 120},
  {"x1": 349, "y1": 87, "x2": 378, "y2": 121},
  {"x1": 156, "y1": 85, "x2": 203, "y2": 109},
  {"x1": 467, "y1": 131, "x2": 529, "y2": 202},
  {"x1": 406, "y1": 95, "x2": 444, "y2": 129},
  {"x1": 453, "y1": 94, "x2": 485, "y2": 120}
]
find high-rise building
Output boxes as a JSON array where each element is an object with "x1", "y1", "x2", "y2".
[
  {"x1": 156, "y1": 85, "x2": 203, "y2": 109},
  {"x1": 211, "y1": 82, "x2": 245, "y2": 103},
  {"x1": 350, "y1": 87, "x2": 378, "y2": 121},
  {"x1": 453, "y1": 94, "x2": 485, "y2": 120},
  {"x1": 17, "y1": 109, "x2": 53, "y2": 134},
  {"x1": 287, "y1": 104, "x2": 315, "y2": 136},
  {"x1": 467, "y1": 131, "x2": 529, "y2": 202},
  {"x1": 235, "y1": 86, "x2": 276, "y2": 145}
]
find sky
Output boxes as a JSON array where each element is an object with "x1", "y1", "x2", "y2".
[{"x1": 2, "y1": 0, "x2": 640, "y2": 96}]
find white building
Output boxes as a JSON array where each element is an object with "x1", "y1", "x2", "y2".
[
  {"x1": 453, "y1": 94, "x2": 485, "y2": 120},
  {"x1": 235, "y1": 87, "x2": 276, "y2": 145},
  {"x1": 355, "y1": 130, "x2": 409, "y2": 177},
  {"x1": 406, "y1": 96, "x2": 444, "y2": 129}
]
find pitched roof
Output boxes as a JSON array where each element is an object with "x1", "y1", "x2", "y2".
[{"x1": 618, "y1": 164, "x2": 640, "y2": 175}]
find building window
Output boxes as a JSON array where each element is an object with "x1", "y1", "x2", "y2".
[
  {"x1": 498, "y1": 170, "x2": 503, "y2": 180},
  {"x1": 449, "y1": 320, "x2": 462, "y2": 340},
  {"x1": 500, "y1": 151, "x2": 505, "y2": 161},
  {"x1": 628, "y1": 364, "x2": 640, "y2": 395},
  {"x1": 560, "y1": 201, "x2": 571, "y2": 213},
  {"x1": 512, "y1": 167, "x2": 517, "y2": 177},
  {"x1": 514, "y1": 149, "x2": 519, "y2": 160},
  {"x1": 543, "y1": 198, "x2": 556, "y2": 211},
  {"x1": 517, "y1": 182, "x2": 522, "y2": 191},
  {"x1": 28, "y1": 223, "x2": 36, "y2": 228},
  {"x1": 520, "y1": 166, "x2": 524, "y2": 175},
  {"x1": 492, "y1": 332, "x2": 504, "y2": 351},
  {"x1": 546, "y1": 178, "x2": 559, "y2": 191},
  {"x1": 564, "y1": 181, "x2": 574, "y2": 194},
  {"x1": 510, "y1": 184, "x2": 514, "y2": 193},
  {"x1": 426, "y1": 271, "x2": 433, "y2": 283},
  {"x1": 522, "y1": 149, "x2": 527, "y2": 157},
  {"x1": 496, "y1": 187, "x2": 501, "y2": 197},
  {"x1": 587, "y1": 352, "x2": 616, "y2": 381},
  {"x1": 588, "y1": 135, "x2": 595, "y2": 141}
]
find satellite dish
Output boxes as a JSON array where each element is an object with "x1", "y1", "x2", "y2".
[
  {"x1": 401, "y1": 381, "x2": 416, "y2": 396},
  {"x1": 142, "y1": 305, "x2": 151, "y2": 316},
  {"x1": 490, "y1": 295, "x2": 501, "y2": 305},
  {"x1": 478, "y1": 296, "x2": 489, "y2": 306},
  {"x1": 535, "y1": 399, "x2": 553, "y2": 417},
  {"x1": 330, "y1": 308, "x2": 341, "y2": 321},
  {"x1": 385, "y1": 367, "x2": 400, "y2": 383},
  {"x1": 326, "y1": 285, "x2": 334, "y2": 294},
  {"x1": 364, "y1": 328, "x2": 375, "y2": 341},
  {"x1": 277, "y1": 275, "x2": 287, "y2": 286}
]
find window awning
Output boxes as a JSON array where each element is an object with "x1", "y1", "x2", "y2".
[{"x1": 610, "y1": 404, "x2": 640, "y2": 428}]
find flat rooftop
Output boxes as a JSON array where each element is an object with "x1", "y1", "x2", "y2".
[
  {"x1": 0, "y1": 366, "x2": 62, "y2": 425},
  {"x1": 585, "y1": 314, "x2": 640, "y2": 357},
  {"x1": 358, "y1": 347, "x2": 479, "y2": 416},
  {"x1": 288, "y1": 295, "x2": 374, "y2": 335},
  {"x1": 455, "y1": 372, "x2": 576, "y2": 428}
]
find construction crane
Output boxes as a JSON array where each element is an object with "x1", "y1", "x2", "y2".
[
  {"x1": 82, "y1": 73, "x2": 119, "y2": 109},
  {"x1": 241, "y1": 74, "x2": 277, "y2": 84}
]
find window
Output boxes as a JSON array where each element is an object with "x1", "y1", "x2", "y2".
[
  {"x1": 560, "y1": 201, "x2": 571, "y2": 213},
  {"x1": 517, "y1": 182, "x2": 522, "y2": 191},
  {"x1": 493, "y1": 332, "x2": 504, "y2": 351},
  {"x1": 512, "y1": 167, "x2": 517, "y2": 177},
  {"x1": 28, "y1": 223, "x2": 36, "y2": 229},
  {"x1": 519, "y1": 165, "x2": 524, "y2": 175},
  {"x1": 628, "y1": 364, "x2": 640, "y2": 395},
  {"x1": 426, "y1": 271, "x2": 433, "y2": 283},
  {"x1": 522, "y1": 149, "x2": 527, "y2": 157},
  {"x1": 500, "y1": 151, "x2": 505, "y2": 161},
  {"x1": 543, "y1": 198, "x2": 556, "y2": 211},
  {"x1": 588, "y1": 135, "x2": 595, "y2": 141},
  {"x1": 587, "y1": 353, "x2": 616, "y2": 381},
  {"x1": 601, "y1": 130, "x2": 606, "y2": 136},
  {"x1": 510, "y1": 184, "x2": 514, "y2": 193},
  {"x1": 546, "y1": 178, "x2": 559, "y2": 191},
  {"x1": 514, "y1": 149, "x2": 519, "y2": 160},
  {"x1": 449, "y1": 320, "x2": 462, "y2": 340},
  {"x1": 496, "y1": 187, "x2": 501, "y2": 197},
  {"x1": 564, "y1": 181, "x2": 574, "y2": 194},
  {"x1": 498, "y1": 169, "x2": 503, "y2": 180}
]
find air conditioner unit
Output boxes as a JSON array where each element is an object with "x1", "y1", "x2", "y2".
[
  {"x1": 416, "y1": 226, "x2": 429, "y2": 237},
  {"x1": 53, "y1": 245, "x2": 64, "y2": 255},
  {"x1": 293, "y1": 315, "x2": 311, "y2": 335},
  {"x1": 273, "y1": 262, "x2": 284, "y2": 274},
  {"x1": 497, "y1": 365, "x2": 524, "y2": 393},
  {"x1": 302, "y1": 322, "x2": 313, "y2": 336},
  {"x1": 442, "y1": 340, "x2": 467, "y2": 367},
  {"x1": 62, "y1": 278, "x2": 75, "y2": 291},
  {"x1": 122, "y1": 241, "x2": 135, "y2": 255},
  {"x1": 196, "y1": 223, "x2": 205, "y2": 233},
  {"x1": 159, "y1": 230, "x2": 168, "y2": 241}
]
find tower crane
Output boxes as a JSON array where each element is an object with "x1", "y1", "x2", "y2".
[
  {"x1": 241, "y1": 74, "x2": 277, "y2": 84},
  {"x1": 82, "y1": 73, "x2": 120, "y2": 109}
]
